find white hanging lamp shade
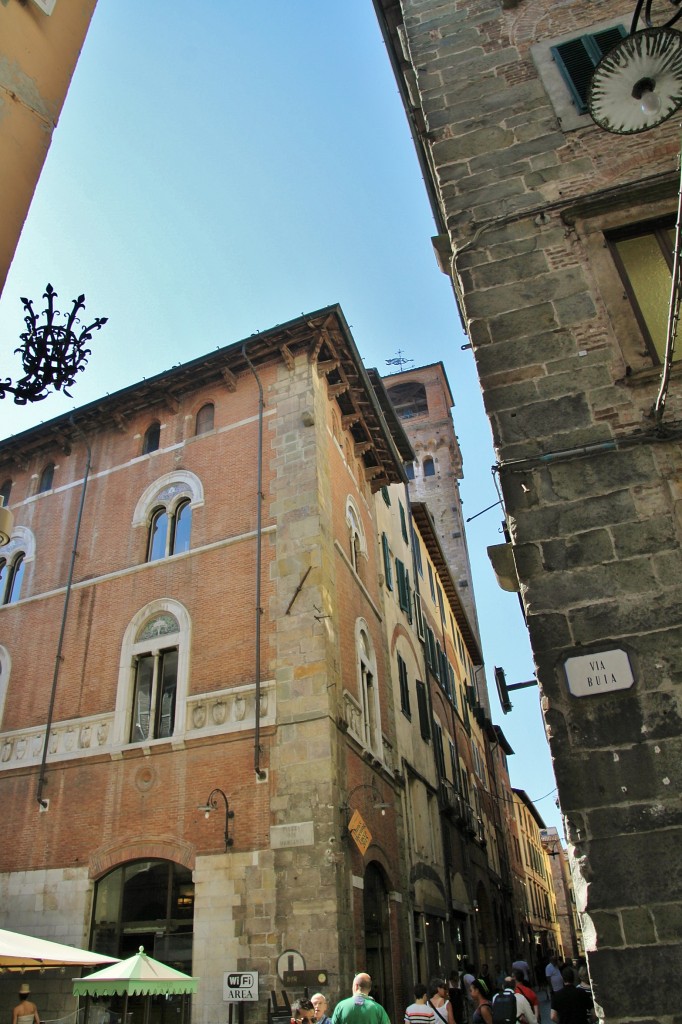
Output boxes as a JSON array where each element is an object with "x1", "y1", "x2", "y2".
[{"x1": 589, "y1": 27, "x2": 682, "y2": 133}]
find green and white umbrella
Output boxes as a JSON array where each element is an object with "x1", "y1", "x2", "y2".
[
  {"x1": 73, "y1": 947, "x2": 197, "y2": 996},
  {"x1": 73, "y1": 947, "x2": 197, "y2": 1024}
]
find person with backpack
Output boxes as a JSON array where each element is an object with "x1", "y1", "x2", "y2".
[
  {"x1": 470, "y1": 979, "x2": 493, "y2": 1024},
  {"x1": 492, "y1": 980, "x2": 536, "y2": 1024}
]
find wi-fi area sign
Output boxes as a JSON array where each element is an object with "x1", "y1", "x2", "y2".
[{"x1": 223, "y1": 972, "x2": 259, "y2": 1002}]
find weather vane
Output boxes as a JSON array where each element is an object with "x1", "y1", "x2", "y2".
[
  {"x1": 0, "y1": 284, "x2": 107, "y2": 405},
  {"x1": 385, "y1": 349, "x2": 414, "y2": 371}
]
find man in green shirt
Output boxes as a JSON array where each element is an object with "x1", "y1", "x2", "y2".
[{"x1": 331, "y1": 974, "x2": 390, "y2": 1024}]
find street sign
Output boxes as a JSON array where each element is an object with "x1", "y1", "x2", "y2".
[
  {"x1": 564, "y1": 649, "x2": 634, "y2": 697},
  {"x1": 283, "y1": 970, "x2": 329, "y2": 988},
  {"x1": 348, "y1": 809, "x2": 372, "y2": 855},
  {"x1": 223, "y1": 971, "x2": 259, "y2": 1002},
  {"x1": 277, "y1": 949, "x2": 305, "y2": 981}
]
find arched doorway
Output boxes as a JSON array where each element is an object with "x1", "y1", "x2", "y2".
[
  {"x1": 363, "y1": 862, "x2": 394, "y2": 1020},
  {"x1": 90, "y1": 860, "x2": 194, "y2": 1024}
]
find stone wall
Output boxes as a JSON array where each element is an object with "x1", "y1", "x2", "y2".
[{"x1": 378, "y1": 0, "x2": 682, "y2": 1018}]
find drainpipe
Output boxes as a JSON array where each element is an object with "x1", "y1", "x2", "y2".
[
  {"x1": 242, "y1": 345, "x2": 267, "y2": 780},
  {"x1": 36, "y1": 422, "x2": 91, "y2": 808}
]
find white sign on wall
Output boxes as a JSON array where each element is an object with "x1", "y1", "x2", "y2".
[
  {"x1": 270, "y1": 821, "x2": 314, "y2": 849},
  {"x1": 564, "y1": 649, "x2": 634, "y2": 697},
  {"x1": 223, "y1": 972, "x2": 258, "y2": 1002}
]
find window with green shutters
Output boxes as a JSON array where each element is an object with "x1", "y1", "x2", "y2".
[
  {"x1": 416, "y1": 679, "x2": 430, "y2": 740},
  {"x1": 551, "y1": 25, "x2": 627, "y2": 114},
  {"x1": 396, "y1": 558, "x2": 412, "y2": 622},
  {"x1": 381, "y1": 533, "x2": 393, "y2": 590},
  {"x1": 399, "y1": 501, "x2": 409, "y2": 544},
  {"x1": 398, "y1": 653, "x2": 411, "y2": 716}
]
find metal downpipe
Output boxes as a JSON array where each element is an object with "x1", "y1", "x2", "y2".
[{"x1": 242, "y1": 345, "x2": 266, "y2": 780}]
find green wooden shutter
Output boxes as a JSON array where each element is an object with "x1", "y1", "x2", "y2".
[{"x1": 551, "y1": 25, "x2": 626, "y2": 113}]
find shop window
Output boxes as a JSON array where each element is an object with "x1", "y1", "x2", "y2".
[
  {"x1": 607, "y1": 218, "x2": 678, "y2": 365},
  {"x1": 91, "y1": 859, "x2": 194, "y2": 968}
]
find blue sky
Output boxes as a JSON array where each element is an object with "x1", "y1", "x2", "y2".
[{"x1": 0, "y1": 1, "x2": 560, "y2": 831}]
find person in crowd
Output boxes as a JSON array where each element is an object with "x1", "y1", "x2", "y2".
[
  {"x1": 312, "y1": 994, "x2": 332, "y2": 1024},
  {"x1": 331, "y1": 974, "x2": 390, "y2": 1024},
  {"x1": 404, "y1": 983, "x2": 436, "y2": 1024},
  {"x1": 470, "y1": 979, "x2": 492, "y2": 1024},
  {"x1": 461, "y1": 964, "x2": 476, "y2": 1008},
  {"x1": 512, "y1": 969, "x2": 539, "y2": 1019},
  {"x1": 427, "y1": 979, "x2": 455, "y2": 1024},
  {"x1": 446, "y1": 970, "x2": 465, "y2": 1024},
  {"x1": 13, "y1": 985, "x2": 40, "y2": 1024},
  {"x1": 291, "y1": 1000, "x2": 316, "y2": 1024},
  {"x1": 494, "y1": 978, "x2": 535, "y2": 1024},
  {"x1": 545, "y1": 956, "x2": 564, "y2": 999},
  {"x1": 479, "y1": 967, "x2": 493, "y2": 1003},
  {"x1": 493, "y1": 965, "x2": 506, "y2": 994},
  {"x1": 576, "y1": 966, "x2": 592, "y2": 995},
  {"x1": 511, "y1": 955, "x2": 530, "y2": 984},
  {"x1": 550, "y1": 966, "x2": 595, "y2": 1024}
]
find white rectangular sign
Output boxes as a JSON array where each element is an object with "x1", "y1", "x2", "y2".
[
  {"x1": 270, "y1": 821, "x2": 314, "y2": 849},
  {"x1": 223, "y1": 971, "x2": 258, "y2": 1002},
  {"x1": 564, "y1": 649, "x2": 634, "y2": 697}
]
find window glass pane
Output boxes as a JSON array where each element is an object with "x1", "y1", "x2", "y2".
[
  {"x1": 39, "y1": 464, "x2": 54, "y2": 493},
  {"x1": 0, "y1": 480, "x2": 12, "y2": 506},
  {"x1": 423, "y1": 458, "x2": 435, "y2": 477},
  {"x1": 7, "y1": 555, "x2": 25, "y2": 603},
  {"x1": 148, "y1": 509, "x2": 168, "y2": 561},
  {"x1": 171, "y1": 501, "x2": 192, "y2": 555},
  {"x1": 0, "y1": 560, "x2": 7, "y2": 603},
  {"x1": 131, "y1": 655, "x2": 154, "y2": 741},
  {"x1": 615, "y1": 233, "x2": 675, "y2": 363},
  {"x1": 143, "y1": 422, "x2": 160, "y2": 454},
  {"x1": 195, "y1": 403, "x2": 214, "y2": 435},
  {"x1": 157, "y1": 649, "x2": 178, "y2": 738}
]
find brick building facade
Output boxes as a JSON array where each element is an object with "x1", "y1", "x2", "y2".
[
  {"x1": 373, "y1": 0, "x2": 682, "y2": 1019},
  {"x1": 0, "y1": 307, "x2": 527, "y2": 1022}
]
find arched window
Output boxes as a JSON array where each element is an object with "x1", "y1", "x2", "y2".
[
  {"x1": 91, "y1": 859, "x2": 194, "y2": 969},
  {"x1": 147, "y1": 499, "x2": 192, "y2": 561},
  {"x1": 405, "y1": 463, "x2": 415, "y2": 480},
  {"x1": 143, "y1": 421, "x2": 161, "y2": 454},
  {"x1": 356, "y1": 620, "x2": 382, "y2": 758},
  {"x1": 130, "y1": 613, "x2": 179, "y2": 743},
  {"x1": 386, "y1": 381, "x2": 428, "y2": 419},
  {"x1": 114, "y1": 600, "x2": 191, "y2": 747},
  {"x1": 345, "y1": 496, "x2": 367, "y2": 573},
  {"x1": 195, "y1": 403, "x2": 214, "y2": 435},
  {"x1": 0, "y1": 553, "x2": 25, "y2": 604},
  {"x1": 38, "y1": 463, "x2": 54, "y2": 493},
  {"x1": 0, "y1": 480, "x2": 12, "y2": 507},
  {"x1": 0, "y1": 646, "x2": 11, "y2": 727},
  {"x1": 423, "y1": 457, "x2": 435, "y2": 477}
]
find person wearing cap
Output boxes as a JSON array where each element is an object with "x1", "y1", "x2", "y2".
[{"x1": 13, "y1": 984, "x2": 40, "y2": 1024}]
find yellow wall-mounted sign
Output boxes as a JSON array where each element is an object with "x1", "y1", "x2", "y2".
[{"x1": 348, "y1": 809, "x2": 372, "y2": 855}]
